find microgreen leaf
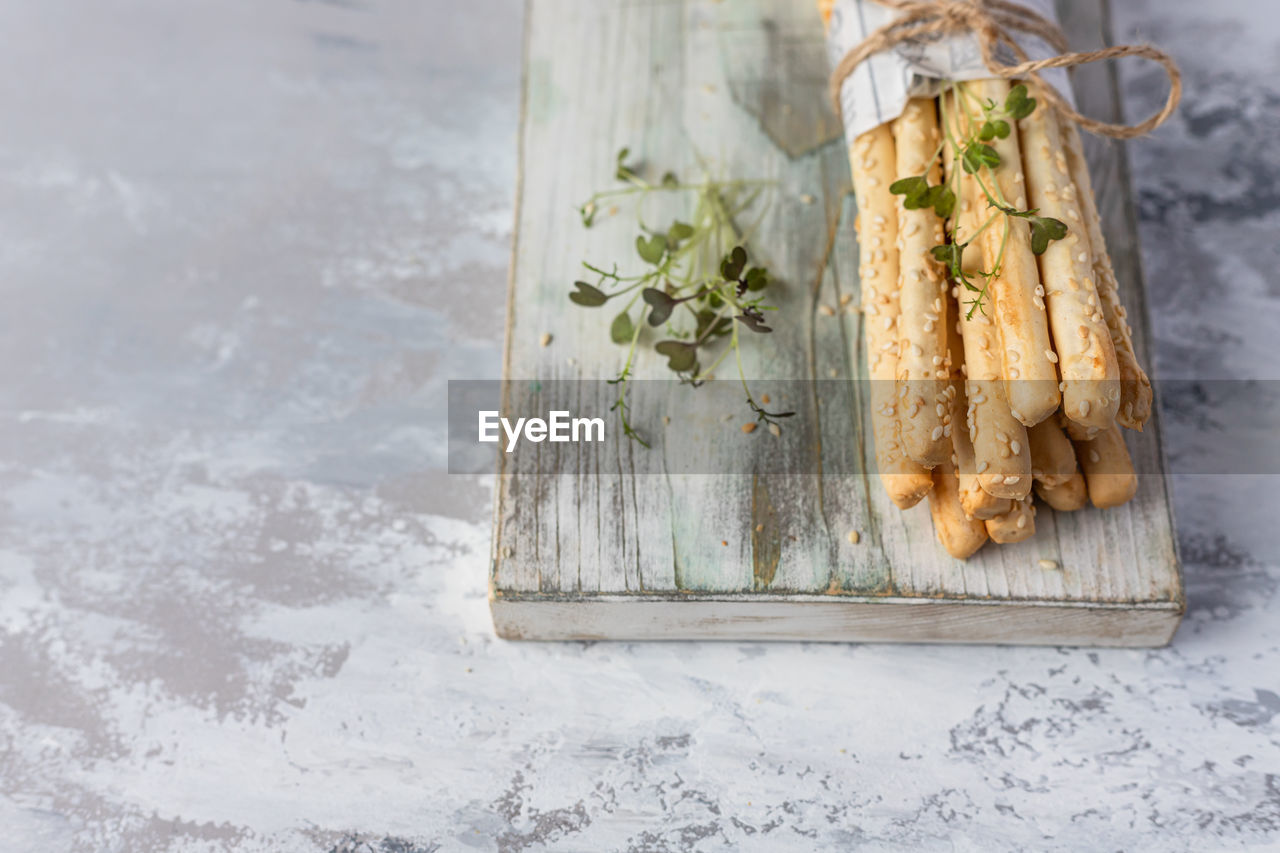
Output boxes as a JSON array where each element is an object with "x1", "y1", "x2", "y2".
[
  {"x1": 962, "y1": 143, "x2": 1001, "y2": 174},
  {"x1": 1004, "y1": 84, "x2": 1036, "y2": 120},
  {"x1": 569, "y1": 280, "x2": 608, "y2": 307},
  {"x1": 661, "y1": 171, "x2": 679, "y2": 188},
  {"x1": 930, "y1": 242, "x2": 963, "y2": 273},
  {"x1": 642, "y1": 287, "x2": 676, "y2": 326},
  {"x1": 992, "y1": 119, "x2": 1011, "y2": 138},
  {"x1": 610, "y1": 311, "x2": 635, "y2": 344},
  {"x1": 615, "y1": 147, "x2": 638, "y2": 181},
  {"x1": 720, "y1": 246, "x2": 747, "y2": 281},
  {"x1": 636, "y1": 234, "x2": 667, "y2": 265},
  {"x1": 668, "y1": 220, "x2": 695, "y2": 243},
  {"x1": 695, "y1": 309, "x2": 732, "y2": 339},
  {"x1": 654, "y1": 340, "x2": 698, "y2": 372},
  {"x1": 744, "y1": 266, "x2": 769, "y2": 291},
  {"x1": 889, "y1": 175, "x2": 929, "y2": 206},
  {"x1": 929, "y1": 185, "x2": 956, "y2": 219},
  {"x1": 1024, "y1": 215, "x2": 1068, "y2": 255},
  {"x1": 736, "y1": 306, "x2": 772, "y2": 333}
]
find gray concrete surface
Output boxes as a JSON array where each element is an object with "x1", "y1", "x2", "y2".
[{"x1": 0, "y1": 0, "x2": 1277, "y2": 850}]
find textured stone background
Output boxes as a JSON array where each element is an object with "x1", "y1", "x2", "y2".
[{"x1": 1, "y1": 1, "x2": 1277, "y2": 851}]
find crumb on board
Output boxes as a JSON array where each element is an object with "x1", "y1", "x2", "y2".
[
  {"x1": 539, "y1": 332, "x2": 552, "y2": 347},
  {"x1": 721, "y1": 540, "x2": 728, "y2": 547},
  {"x1": 1038, "y1": 558, "x2": 1061, "y2": 570},
  {"x1": 839, "y1": 293, "x2": 853, "y2": 306},
  {"x1": 760, "y1": 393, "x2": 770, "y2": 404},
  {"x1": 662, "y1": 415, "x2": 671, "y2": 426},
  {"x1": 800, "y1": 193, "x2": 815, "y2": 204},
  {"x1": 818, "y1": 305, "x2": 836, "y2": 316},
  {"x1": 741, "y1": 422, "x2": 757, "y2": 434},
  {"x1": 768, "y1": 423, "x2": 781, "y2": 437},
  {"x1": 755, "y1": 523, "x2": 764, "y2": 532},
  {"x1": 847, "y1": 530, "x2": 861, "y2": 545},
  {"x1": 828, "y1": 368, "x2": 838, "y2": 378}
]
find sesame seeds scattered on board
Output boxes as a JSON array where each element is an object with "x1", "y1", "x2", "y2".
[
  {"x1": 539, "y1": 332, "x2": 553, "y2": 347},
  {"x1": 847, "y1": 530, "x2": 861, "y2": 545}
]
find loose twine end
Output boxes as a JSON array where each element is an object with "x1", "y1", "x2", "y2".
[{"x1": 828, "y1": 0, "x2": 1182, "y2": 140}]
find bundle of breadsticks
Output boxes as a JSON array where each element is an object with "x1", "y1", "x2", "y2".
[{"x1": 850, "y1": 81, "x2": 1151, "y2": 559}]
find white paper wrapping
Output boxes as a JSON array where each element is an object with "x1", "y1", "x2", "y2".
[{"x1": 824, "y1": 0, "x2": 1077, "y2": 141}]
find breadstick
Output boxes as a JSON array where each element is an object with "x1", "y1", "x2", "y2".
[
  {"x1": 1061, "y1": 122, "x2": 1153, "y2": 431},
  {"x1": 893, "y1": 98, "x2": 952, "y2": 468},
  {"x1": 955, "y1": 392, "x2": 1014, "y2": 519},
  {"x1": 849, "y1": 125, "x2": 933, "y2": 509},
  {"x1": 928, "y1": 464, "x2": 989, "y2": 559},
  {"x1": 1035, "y1": 471, "x2": 1088, "y2": 512},
  {"x1": 986, "y1": 495, "x2": 1036, "y2": 544},
  {"x1": 1018, "y1": 91, "x2": 1120, "y2": 431},
  {"x1": 964, "y1": 79, "x2": 1060, "y2": 427},
  {"x1": 942, "y1": 102, "x2": 1032, "y2": 500},
  {"x1": 947, "y1": 320, "x2": 1013, "y2": 519},
  {"x1": 1073, "y1": 422, "x2": 1139, "y2": 509},
  {"x1": 1029, "y1": 418, "x2": 1087, "y2": 511},
  {"x1": 1028, "y1": 419, "x2": 1078, "y2": 488}
]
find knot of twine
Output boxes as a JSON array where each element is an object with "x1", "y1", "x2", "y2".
[{"x1": 828, "y1": 0, "x2": 1181, "y2": 139}]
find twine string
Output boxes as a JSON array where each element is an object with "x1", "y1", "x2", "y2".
[{"x1": 828, "y1": 0, "x2": 1181, "y2": 139}]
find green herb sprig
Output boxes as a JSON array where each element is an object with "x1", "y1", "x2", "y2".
[
  {"x1": 569, "y1": 149, "x2": 792, "y2": 446},
  {"x1": 892, "y1": 82, "x2": 1068, "y2": 319}
]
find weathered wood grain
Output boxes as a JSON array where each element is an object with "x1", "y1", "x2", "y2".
[{"x1": 491, "y1": 0, "x2": 1182, "y2": 645}]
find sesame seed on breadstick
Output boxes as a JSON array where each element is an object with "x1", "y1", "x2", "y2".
[
  {"x1": 893, "y1": 98, "x2": 952, "y2": 468},
  {"x1": 1073, "y1": 421, "x2": 1139, "y2": 509},
  {"x1": 1060, "y1": 122, "x2": 1153, "y2": 431},
  {"x1": 1018, "y1": 90, "x2": 1120, "y2": 431},
  {"x1": 963, "y1": 79, "x2": 1060, "y2": 428},
  {"x1": 985, "y1": 494, "x2": 1037, "y2": 544},
  {"x1": 1061, "y1": 415, "x2": 1101, "y2": 443},
  {"x1": 849, "y1": 124, "x2": 932, "y2": 509},
  {"x1": 928, "y1": 463, "x2": 989, "y2": 560}
]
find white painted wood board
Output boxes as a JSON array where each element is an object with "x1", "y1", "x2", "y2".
[{"x1": 490, "y1": 0, "x2": 1183, "y2": 646}]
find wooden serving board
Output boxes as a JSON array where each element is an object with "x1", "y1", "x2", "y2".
[{"x1": 490, "y1": 0, "x2": 1183, "y2": 645}]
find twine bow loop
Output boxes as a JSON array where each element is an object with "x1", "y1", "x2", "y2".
[{"x1": 828, "y1": 0, "x2": 1181, "y2": 139}]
